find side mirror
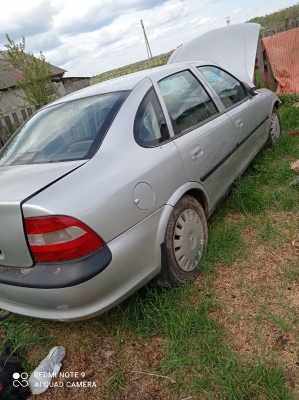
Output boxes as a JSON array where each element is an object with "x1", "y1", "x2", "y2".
[
  {"x1": 242, "y1": 82, "x2": 258, "y2": 98},
  {"x1": 248, "y1": 86, "x2": 258, "y2": 97}
]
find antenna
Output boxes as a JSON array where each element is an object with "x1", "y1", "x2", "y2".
[{"x1": 140, "y1": 20, "x2": 153, "y2": 61}]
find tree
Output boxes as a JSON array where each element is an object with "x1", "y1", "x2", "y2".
[{"x1": 0, "y1": 34, "x2": 58, "y2": 108}]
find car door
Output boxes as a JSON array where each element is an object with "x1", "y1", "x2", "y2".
[
  {"x1": 156, "y1": 69, "x2": 238, "y2": 210},
  {"x1": 197, "y1": 66, "x2": 268, "y2": 175}
]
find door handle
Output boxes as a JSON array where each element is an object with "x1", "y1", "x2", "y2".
[
  {"x1": 236, "y1": 119, "x2": 243, "y2": 129},
  {"x1": 190, "y1": 145, "x2": 203, "y2": 160}
]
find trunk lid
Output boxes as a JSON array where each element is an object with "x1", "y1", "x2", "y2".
[{"x1": 0, "y1": 161, "x2": 85, "y2": 267}]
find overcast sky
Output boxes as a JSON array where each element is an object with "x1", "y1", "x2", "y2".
[{"x1": 0, "y1": 0, "x2": 296, "y2": 77}]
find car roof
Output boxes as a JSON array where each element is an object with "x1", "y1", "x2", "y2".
[{"x1": 50, "y1": 61, "x2": 217, "y2": 105}]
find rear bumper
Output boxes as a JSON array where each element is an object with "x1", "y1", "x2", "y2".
[
  {"x1": 0, "y1": 205, "x2": 172, "y2": 321},
  {"x1": 0, "y1": 246, "x2": 112, "y2": 289}
]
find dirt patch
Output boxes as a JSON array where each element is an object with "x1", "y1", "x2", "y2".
[
  {"x1": 211, "y1": 212, "x2": 299, "y2": 394},
  {"x1": 28, "y1": 333, "x2": 171, "y2": 400}
]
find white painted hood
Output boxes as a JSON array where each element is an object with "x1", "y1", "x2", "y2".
[{"x1": 168, "y1": 23, "x2": 260, "y2": 87}]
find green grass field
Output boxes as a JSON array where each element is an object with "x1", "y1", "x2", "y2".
[{"x1": 1, "y1": 94, "x2": 299, "y2": 400}]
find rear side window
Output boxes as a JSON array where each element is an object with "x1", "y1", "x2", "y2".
[
  {"x1": 0, "y1": 91, "x2": 129, "y2": 166},
  {"x1": 198, "y1": 66, "x2": 247, "y2": 109},
  {"x1": 134, "y1": 88, "x2": 170, "y2": 147},
  {"x1": 158, "y1": 70, "x2": 218, "y2": 134}
]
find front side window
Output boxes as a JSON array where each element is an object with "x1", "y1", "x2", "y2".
[
  {"x1": 134, "y1": 88, "x2": 169, "y2": 147},
  {"x1": 198, "y1": 66, "x2": 247, "y2": 109},
  {"x1": 158, "y1": 70, "x2": 218, "y2": 134},
  {"x1": 0, "y1": 91, "x2": 129, "y2": 166}
]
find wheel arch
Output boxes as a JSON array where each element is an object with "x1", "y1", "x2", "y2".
[
  {"x1": 273, "y1": 97, "x2": 281, "y2": 110},
  {"x1": 166, "y1": 182, "x2": 210, "y2": 215},
  {"x1": 184, "y1": 188, "x2": 209, "y2": 215},
  {"x1": 154, "y1": 183, "x2": 210, "y2": 286}
]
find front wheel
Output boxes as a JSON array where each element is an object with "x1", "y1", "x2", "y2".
[
  {"x1": 268, "y1": 107, "x2": 281, "y2": 145},
  {"x1": 164, "y1": 195, "x2": 208, "y2": 284}
]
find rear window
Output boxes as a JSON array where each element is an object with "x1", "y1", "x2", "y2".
[{"x1": 0, "y1": 91, "x2": 129, "y2": 166}]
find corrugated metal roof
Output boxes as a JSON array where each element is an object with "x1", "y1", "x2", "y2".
[{"x1": 0, "y1": 54, "x2": 66, "y2": 90}]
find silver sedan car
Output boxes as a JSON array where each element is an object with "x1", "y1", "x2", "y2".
[{"x1": 0, "y1": 26, "x2": 280, "y2": 321}]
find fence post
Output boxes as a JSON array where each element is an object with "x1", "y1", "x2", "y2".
[
  {"x1": 0, "y1": 120, "x2": 5, "y2": 147},
  {"x1": 261, "y1": 27, "x2": 275, "y2": 88},
  {"x1": 12, "y1": 112, "x2": 20, "y2": 128},
  {"x1": 265, "y1": 52, "x2": 275, "y2": 87},
  {"x1": 256, "y1": 33, "x2": 266, "y2": 88},
  {"x1": 21, "y1": 109, "x2": 28, "y2": 122},
  {"x1": 4, "y1": 116, "x2": 14, "y2": 134}
]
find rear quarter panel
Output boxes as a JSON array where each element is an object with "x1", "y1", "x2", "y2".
[{"x1": 23, "y1": 78, "x2": 188, "y2": 243}]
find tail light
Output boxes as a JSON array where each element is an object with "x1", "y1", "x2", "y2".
[{"x1": 25, "y1": 215, "x2": 105, "y2": 263}]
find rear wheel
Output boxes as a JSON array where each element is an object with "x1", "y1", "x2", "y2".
[
  {"x1": 165, "y1": 196, "x2": 208, "y2": 284},
  {"x1": 268, "y1": 107, "x2": 281, "y2": 145}
]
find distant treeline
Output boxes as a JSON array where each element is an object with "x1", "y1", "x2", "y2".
[
  {"x1": 91, "y1": 50, "x2": 174, "y2": 85},
  {"x1": 248, "y1": 3, "x2": 299, "y2": 27}
]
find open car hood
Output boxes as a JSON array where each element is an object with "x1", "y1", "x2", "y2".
[{"x1": 168, "y1": 23, "x2": 260, "y2": 87}]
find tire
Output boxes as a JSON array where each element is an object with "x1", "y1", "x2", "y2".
[
  {"x1": 0, "y1": 309, "x2": 11, "y2": 321},
  {"x1": 164, "y1": 195, "x2": 208, "y2": 284},
  {"x1": 268, "y1": 107, "x2": 281, "y2": 145}
]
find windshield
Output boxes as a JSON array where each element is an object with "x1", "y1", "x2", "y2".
[{"x1": 0, "y1": 91, "x2": 129, "y2": 166}]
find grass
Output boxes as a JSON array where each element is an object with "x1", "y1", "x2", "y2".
[
  {"x1": 226, "y1": 134, "x2": 299, "y2": 215},
  {"x1": 258, "y1": 303, "x2": 291, "y2": 333},
  {"x1": 0, "y1": 315, "x2": 48, "y2": 373},
  {"x1": 1, "y1": 94, "x2": 299, "y2": 399},
  {"x1": 99, "y1": 285, "x2": 292, "y2": 399},
  {"x1": 103, "y1": 368, "x2": 127, "y2": 396},
  {"x1": 204, "y1": 220, "x2": 246, "y2": 265},
  {"x1": 282, "y1": 264, "x2": 299, "y2": 283},
  {"x1": 161, "y1": 302, "x2": 290, "y2": 399}
]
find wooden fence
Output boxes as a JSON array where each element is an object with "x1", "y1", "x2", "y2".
[{"x1": 0, "y1": 105, "x2": 40, "y2": 148}]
